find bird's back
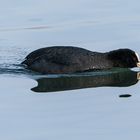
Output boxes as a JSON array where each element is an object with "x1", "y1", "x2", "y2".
[{"x1": 22, "y1": 46, "x2": 106, "y2": 74}]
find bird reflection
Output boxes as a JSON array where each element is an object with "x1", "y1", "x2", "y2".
[{"x1": 31, "y1": 69, "x2": 140, "y2": 93}]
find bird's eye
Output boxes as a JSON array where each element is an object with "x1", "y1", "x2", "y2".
[{"x1": 133, "y1": 56, "x2": 138, "y2": 62}]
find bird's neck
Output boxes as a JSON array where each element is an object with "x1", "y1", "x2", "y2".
[{"x1": 91, "y1": 53, "x2": 114, "y2": 69}]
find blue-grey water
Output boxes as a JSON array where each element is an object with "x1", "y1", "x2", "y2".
[{"x1": 1, "y1": 0, "x2": 140, "y2": 139}]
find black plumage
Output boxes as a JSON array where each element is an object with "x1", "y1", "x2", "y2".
[{"x1": 21, "y1": 46, "x2": 140, "y2": 74}]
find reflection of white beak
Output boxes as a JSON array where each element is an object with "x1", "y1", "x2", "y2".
[
  {"x1": 137, "y1": 72, "x2": 140, "y2": 80},
  {"x1": 137, "y1": 62, "x2": 140, "y2": 67}
]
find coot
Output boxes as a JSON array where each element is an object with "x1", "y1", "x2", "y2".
[{"x1": 21, "y1": 46, "x2": 140, "y2": 74}]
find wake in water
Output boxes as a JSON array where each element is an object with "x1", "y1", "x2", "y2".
[
  {"x1": 0, "y1": 46, "x2": 34, "y2": 75},
  {"x1": 0, "y1": 63, "x2": 34, "y2": 75}
]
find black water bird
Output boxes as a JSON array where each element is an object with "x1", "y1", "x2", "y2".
[{"x1": 21, "y1": 46, "x2": 140, "y2": 74}]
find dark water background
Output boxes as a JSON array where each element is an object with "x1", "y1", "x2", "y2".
[{"x1": 0, "y1": 0, "x2": 140, "y2": 139}]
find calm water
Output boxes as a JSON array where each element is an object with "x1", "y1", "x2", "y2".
[{"x1": 1, "y1": 0, "x2": 140, "y2": 139}]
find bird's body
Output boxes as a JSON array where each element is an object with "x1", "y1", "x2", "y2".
[{"x1": 21, "y1": 46, "x2": 140, "y2": 74}]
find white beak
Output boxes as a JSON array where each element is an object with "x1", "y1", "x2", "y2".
[
  {"x1": 137, "y1": 62, "x2": 140, "y2": 67},
  {"x1": 135, "y1": 52, "x2": 140, "y2": 67}
]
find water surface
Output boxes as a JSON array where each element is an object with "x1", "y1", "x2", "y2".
[{"x1": 0, "y1": 0, "x2": 140, "y2": 140}]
